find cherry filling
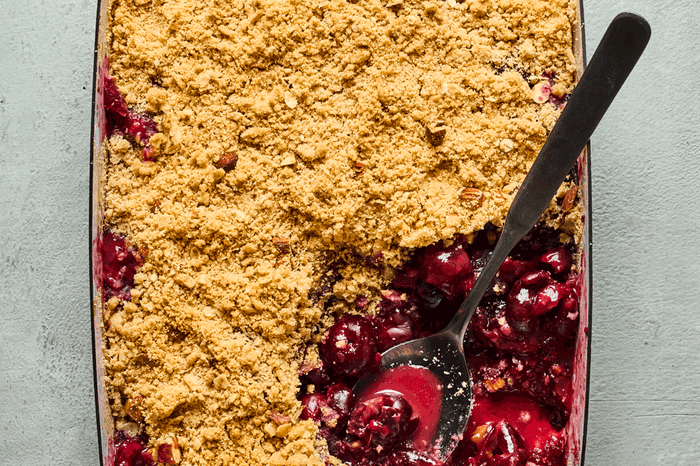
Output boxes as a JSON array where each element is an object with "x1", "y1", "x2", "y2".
[
  {"x1": 113, "y1": 432, "x2": 154, "y2": 466},
  {"x1": 101, "y1": 71, "x2": 158, "y2": 160},
  {"x1": 320, "y1": 315, "x2": 382, "y2": 381},
  {"x1": 332, "y1": 392, "x2": 419, "y2": 465},
  {"x1": 468, "y1": 420, "x2": 527, "y2": 466},
  {"x1": 299, "y1": 226, "x2": 580, "y2": 466},
  {"x1": 419, "y1": 241, "x2": 475, "y2": 300},
  {"x1": 94, "y1": 231, "x2": 144, "y2": 302},
  {"x1": 466, "y1": 394, "x2": 566, "y2": 466}
]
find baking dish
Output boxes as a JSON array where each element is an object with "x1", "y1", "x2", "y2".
[{"x1": 88, "y1": 0, "x2": 592, "y2": 464}]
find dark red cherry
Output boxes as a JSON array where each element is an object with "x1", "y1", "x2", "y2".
[
  {"x1": 485, "y1": 420, "x2": 525, "y2": 454},
  {"x1": 333, "y1": 393, "x2": 418, "y2": 464},
  {"x1": 127, "y1": 113, "x2": 158, "y2": 146},
  {"x1": 326, "y1": 383, "x2": 355, "y2": 426},
  {"x1": 531, "y1": 282, "x2": 571, "y2": 317},
  {"x1": 375, "y1": 312, "x2": 415, "y2": 352},
  {"x1": 384, "y1": 447, "x2": 442, "y2": 466},
  {"x1": 346, "y1": 393, "x2": 416, "y2": 440},
  {"x1": 469, "y1": 298, "x2": 544, "y2": 354},
  {"x1": 507, "y1": 271, "x2": 570, "y2": 318},
  {"x1": 320, "y1": 315, "x2": 379, "y2": 380},
  {"x1": 540, "y1": 246, "x2": 572, "y2": 275},
  {"x1": 301, "y1": 366, "x2": 331, "y2": 388},
  {"x1": 381, "y1": 290, "x2": 404, "y2": 307},
  {"x1": 103, "y1": 74, "x2": 131, "y2": 137},
  {"x1": 422, "y1": 242, "x2": 471, "y2": 284},
  {"x1": 551, "y1": 293, "x2": 579, "y2": 341},
  {"x1": 102, "y1": 74, "x2": 157, "y2": 147},
  {"x1": 373, "y1": 291, "x2": 424, "y2": 352},
  {"x1": 299, "y1": 393, "x2": 329, "y2": 423},
  {"x1": 507, "y1": 276, "x2": 543, "y2": 318},
  {"x1": 392, "y1": 266, "x2": 420, "y2": 291},
  {"x1": 497, "y1": 256, "x2": 538, "y2": 285},
  {"x1": 526, "y1": 434, "x2": 566, "y2": 466},
  {"x1": 519, "y1": 270, "x2": 551, "y2": 287},
  {"x1": 420, "y1": 242, "x2": 475, "y2": 299}
]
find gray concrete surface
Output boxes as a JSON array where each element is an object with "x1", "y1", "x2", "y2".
[{"x1": 1, "y1": 0, "x2": 699, "y2": 465}]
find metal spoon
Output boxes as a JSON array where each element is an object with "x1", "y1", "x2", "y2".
[{"x1": 354, "y1": 13, "x2": 651, "y2": 460}]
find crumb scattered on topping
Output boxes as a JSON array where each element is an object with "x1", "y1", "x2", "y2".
[{"x1": 103, "y1": 0, "x2": 580, "y2": 465}]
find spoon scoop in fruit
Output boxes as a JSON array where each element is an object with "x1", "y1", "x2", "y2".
[{"x1": 353, "y1": 13, "x2": 651, "y2": 460}]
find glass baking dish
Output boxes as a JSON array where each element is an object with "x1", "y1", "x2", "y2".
[{"x1": 88, "y1": 1, "x2": 592, "y2": 464}]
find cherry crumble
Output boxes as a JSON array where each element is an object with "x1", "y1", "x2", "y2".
[{"x1": 97, "y1": 1, "x2": 585, "y2": 465}]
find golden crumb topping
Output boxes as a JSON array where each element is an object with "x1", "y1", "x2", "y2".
[{"x1": 102, "y1": 0, "x2": 580, "y2": 465}]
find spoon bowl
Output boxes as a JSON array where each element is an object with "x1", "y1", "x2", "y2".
[
  {"x1": 354, "y1": 331, "x2": 473, "y2": 457},
  {"x1": 353, "y1": 12, "x2": 651, "y2": 461}
]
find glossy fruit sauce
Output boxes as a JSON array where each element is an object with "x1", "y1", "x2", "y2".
[
  {"x1": 299, "y1": 225, "x2": 579, "y2": 466},
  {"x1": 354, "y1": 365, "x2": 443, "y2": 451}
]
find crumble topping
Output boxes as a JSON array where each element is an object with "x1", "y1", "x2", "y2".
[{"x1": 102, "y1": 0, "x2": 581, "y2": 465}]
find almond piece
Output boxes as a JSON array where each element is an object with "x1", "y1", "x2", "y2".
[
  {"x1": 124, "y1": 395, "x2": 145, "y2": 422},
  {"x1": 157, "y1": 435, "x2": 181, "y2": 464},
  {"x1": 425, "y1": 122, "x2": 447, "y2": 146},
  {"x1": 284, "y1": 91, "x2": 298, "y2": 109},
  {"x1": 562, "y1": 185, "x2": 577, "y2": 212},
  {"x1": 532, "y1": 80, "x2": 552, "y2": 104},
  {"x1": 272, "y1": 237, "x2": 291, "y2": 253},
  {"x1": 213, "y1": 153, "x2": 238, "y2": 171},
  {"x1": 471, "y1": 424, "x2": 491, "y2": 444}
]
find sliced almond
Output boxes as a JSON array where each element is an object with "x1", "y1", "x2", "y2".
[
  {"x1": 562, "y1": 185, "x2": 577, "y2": 212},
  {"x1": 532, "y1": 80, "x2": 552, "y2": 104},
  {"x1": 280, "y1": 154, "x2": 296, "y2": 167},
  {"x1": 174, "y1": 273, "x2": 196, "y2": 289},
  {"x1": 125, "y1": 395, "x2": 145, "y2": 422},
  {"x1": 284, "y1": 91, "x2": 298, "y2": 109},
  {"x1": 157, "y1": 435, "x2": 181, "y2": 464}
]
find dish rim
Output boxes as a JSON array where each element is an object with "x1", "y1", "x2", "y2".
[{"x1": 87, "y1": 2, "x2": 593, "y2": 464}]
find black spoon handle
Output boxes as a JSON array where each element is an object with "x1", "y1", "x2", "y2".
[{"x1": 447, "y1": 13, "x2": 652, "y2": 341}]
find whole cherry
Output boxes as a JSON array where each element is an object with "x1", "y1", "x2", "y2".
[
  {"x1": 114, "y1": 432, "x2": 155, "y2": 466},
  {"x1": 326, "y1": 383, "x2": 355, "y2": 428},
  {"x1": 334, "y1": 393, "x2": 419, "y2": 465},
  {"x1": 320, "y1": 315, "x2": 380, "y2": 380},
  {"x1": 420, "y1": 242, "x2": 475, "y2": 300},
  {"x1": 507, "y1": 271, "x2": 571, "y2": 319},
  {"x1": 299, "y1": 393, "x2": 329, "y2": 424}
]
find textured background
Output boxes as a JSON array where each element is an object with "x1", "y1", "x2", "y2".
[{"x1": 1, "y1": 0, "x2": 699, "y2": 465}]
